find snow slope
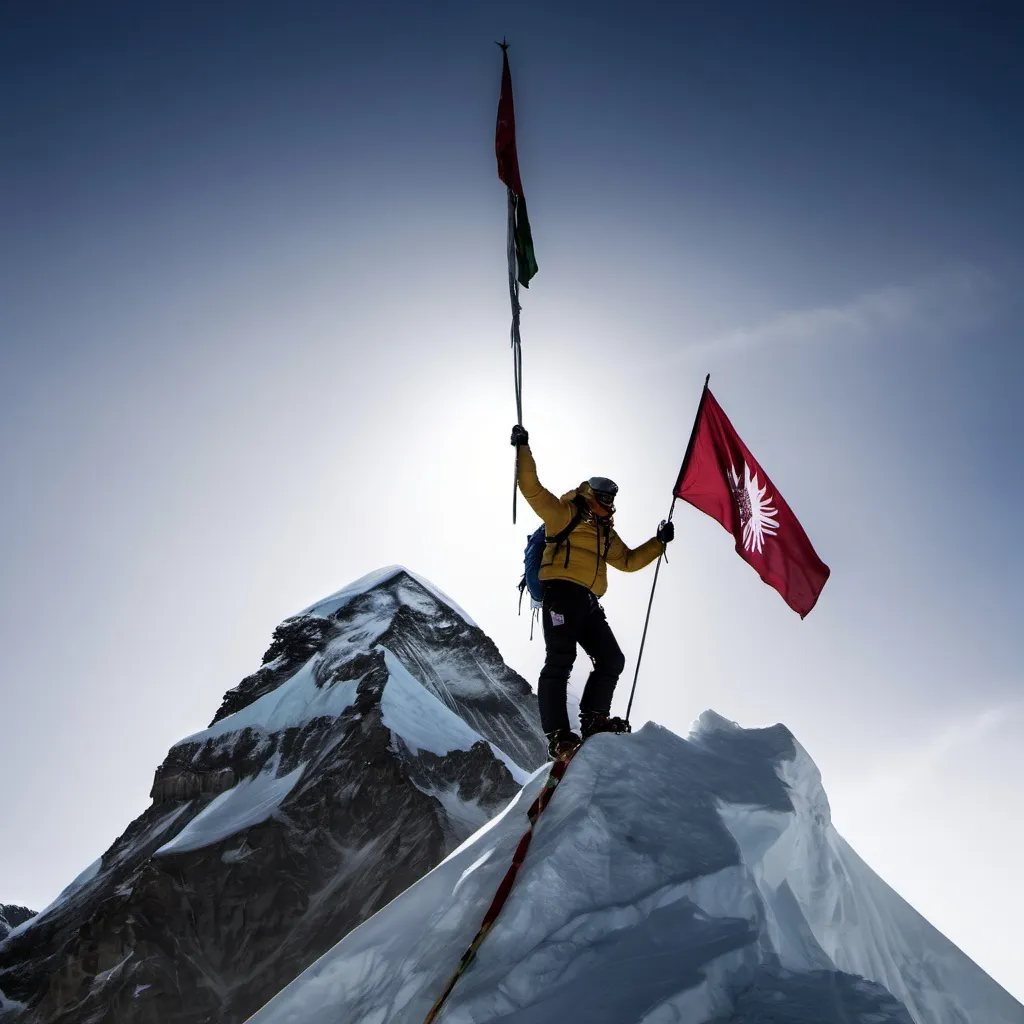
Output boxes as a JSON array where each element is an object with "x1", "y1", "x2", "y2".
[
  {"x1": 248, "y1": 715, "x2": 1024, "y2": 1024},
  {"x1": 155, "y1": 764, "x2": 306, "y2": 856}
]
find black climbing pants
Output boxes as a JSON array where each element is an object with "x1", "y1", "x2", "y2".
[{"x1": 538, "y1": 580, "x2": 626, "y2": 734}]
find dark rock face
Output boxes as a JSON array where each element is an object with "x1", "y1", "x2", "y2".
[{"x1": 0, "y1": 568, "x2": 545, "y2": 1024}]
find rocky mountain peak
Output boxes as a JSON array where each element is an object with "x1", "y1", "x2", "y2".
[{"x1": 0, "y1": 567, "x2": 546, "y2": 1024}]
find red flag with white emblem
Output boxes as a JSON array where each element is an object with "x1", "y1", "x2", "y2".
[{"x1": 675, "y1": 386, "x2": 830, "y2": 617}]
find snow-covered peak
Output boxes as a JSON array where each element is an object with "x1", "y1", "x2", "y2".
[
  {"x1": 300, "y1": 565, "x2": 477, "y2": 626},
  {"x1": 247, "y1": 719, "x2": 1023, "y2": 1024},
  {"x1": 1, "y1": 569, "x2": 547, "y2": 1024},
  {"x1": 202, "y1": 566, "x2": 546, "y2": 770}
]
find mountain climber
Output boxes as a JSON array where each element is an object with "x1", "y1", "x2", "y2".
[{"x1": 511, "y1": 425, "x2": 674, "y2": 759}]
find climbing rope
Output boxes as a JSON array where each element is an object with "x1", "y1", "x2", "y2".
[{"x1": 422, "y1": 752, "x2": 575, "y2": 1023}]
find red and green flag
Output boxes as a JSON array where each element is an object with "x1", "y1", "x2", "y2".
[{"x1": 496, "y1": 44, "x2": 538, "y2": 287}]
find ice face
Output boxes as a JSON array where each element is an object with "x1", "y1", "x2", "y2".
[{"x1": 245, "y1": 721, "x2": 1024, "y2": 1024}]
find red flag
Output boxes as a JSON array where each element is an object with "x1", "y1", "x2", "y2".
[
  {"x1": 675, "y1": 387, "x2": 830, "y2": 617},
  {"x1": 495, "y1": 44, "x2": 537, "y2": 287},
  {"x1": 495, "y1": 46, "x2": 525, "y2": 197}
]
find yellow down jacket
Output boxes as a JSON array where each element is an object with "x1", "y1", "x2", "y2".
[{"x1": 516, "y1": 444, "x2": 663, "y2": 597}]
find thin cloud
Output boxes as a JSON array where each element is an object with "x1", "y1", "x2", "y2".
[
  {"x1": 681, "y1": 265, "x2": 998, "y2": 360},
  {"x1": 854, "y1": 701, "x2": 1020, "y2": 805}
]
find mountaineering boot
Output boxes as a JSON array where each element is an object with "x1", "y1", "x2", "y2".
[
  {"x1": 579, "y1": 710, "x2": 631, "y2": 740},
  {"x1": 545, "y1": 728, "x2": 582, "y2": 761}
]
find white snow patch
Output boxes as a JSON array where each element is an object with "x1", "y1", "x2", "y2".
[
  {"x1": 155, "y1": 765, "x2": 305, "y2": 856},
  {"x1": 452, "y1": 850, "x2": 495, "y2": 898},
  {"x1": 178, "y1": 654, "x2": 360, "y2": 746},
  {"x1": 301, "y1": 565, "x2": 477, "y2": 626},
  {"x1": 486, "y1": 743, "x2": 530, "y2": 787},
  {"x1": 412, "y1": 782, "x2": 496, "y2": 841},
  {"x1": 379, "y1": 649, "x2": 527, "y2": 784}
]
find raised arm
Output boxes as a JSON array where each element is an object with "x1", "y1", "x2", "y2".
[{"x1": 516, "y1": 443, "x2": 573, "y2": 530}]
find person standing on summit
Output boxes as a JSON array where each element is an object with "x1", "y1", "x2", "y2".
[{"x1": 511, "y1": 425, "x2": 674, "y2": 759}]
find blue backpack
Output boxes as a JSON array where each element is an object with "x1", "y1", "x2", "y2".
[{"x1": 518, "y1": 501, "x2": 586, "y2": 610}]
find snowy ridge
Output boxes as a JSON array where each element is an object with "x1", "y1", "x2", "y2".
[
  {"x1": 180, "y1": 654, "x2": 361, "y2": 745},
  {"x1": 196, "y1": 567, "x2": 544, "y2": 772},
  {"x1": 246, "y1": 719, "x2": 1024, "y2": 1024}
]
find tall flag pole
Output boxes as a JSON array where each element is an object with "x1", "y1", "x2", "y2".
[
  {"x1": 627, "y1": 376, "x2": 830, "y2": 720},
  {"x1": 495, "y1": 40, "x2": 538, "y2": 523},
  {"x1": 626, "y1": 375, "x2": 709, "y2": 722}
]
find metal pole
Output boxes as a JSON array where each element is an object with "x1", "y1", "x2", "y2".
[
  {"x1": 508, "y1": 189, "x2": 523, "y2": 523},
  {"x1": 625, "y1": 374, "x2": 710, "y2": 722},
  {"x1": 625, "y1": 495, "x2": 677, "y2": 722}
]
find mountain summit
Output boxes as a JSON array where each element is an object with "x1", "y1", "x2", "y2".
[
  {"x1": 0, "y1": 567, "x2": 546, "y2": 1024},
  {"x1": 249, "y1": 713, "x2": 1024, "y2": 1024},
  {"x1": 3, "y1": 570, "x2": 1019, "y2": 1024}
]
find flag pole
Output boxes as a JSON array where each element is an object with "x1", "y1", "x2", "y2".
[
  {"x1": 509, "y1": 187, "x2": 523, "y2": 524},
  {"x1": 496, "y1": 39, "x2": 525, "y2": 524},
  {"x1": 625, "y1": 374, "x2": 710, "y2": 723}
]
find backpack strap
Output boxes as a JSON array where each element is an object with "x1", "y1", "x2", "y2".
[{"x1": 546, "y1": 496, "x2": 586, "y2": 569}]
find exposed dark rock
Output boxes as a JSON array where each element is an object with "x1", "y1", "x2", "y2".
[
  {"x1": 211, "y1": 614, "x2": 338, "y2": 725},
  {"x1": 0, "y1": 568, "x2": 545, "y2": 1024}
]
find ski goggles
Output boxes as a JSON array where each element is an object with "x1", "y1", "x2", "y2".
[{"x1": 588, "y1": 476, "x2": 618, "y2": 511}]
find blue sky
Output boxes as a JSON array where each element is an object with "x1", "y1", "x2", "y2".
[{"x1": 2, "y1": 0, "x2": 1022, "y2": 1002}]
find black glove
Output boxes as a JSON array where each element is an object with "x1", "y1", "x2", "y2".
[
  {"x1": 657, "y1": 520, "x2": 674, "y2": 544},
  {"x1": 510, "y1": 424, "x2": 529, "y2": 447}
]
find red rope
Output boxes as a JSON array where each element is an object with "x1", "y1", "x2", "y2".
[{"x1": 423, "y1": 753, "x2": 575, "y2": 1023}]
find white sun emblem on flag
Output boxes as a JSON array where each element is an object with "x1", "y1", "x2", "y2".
[{"x1": 727, "y1": 462, "x2": 779, "y2": 554}]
